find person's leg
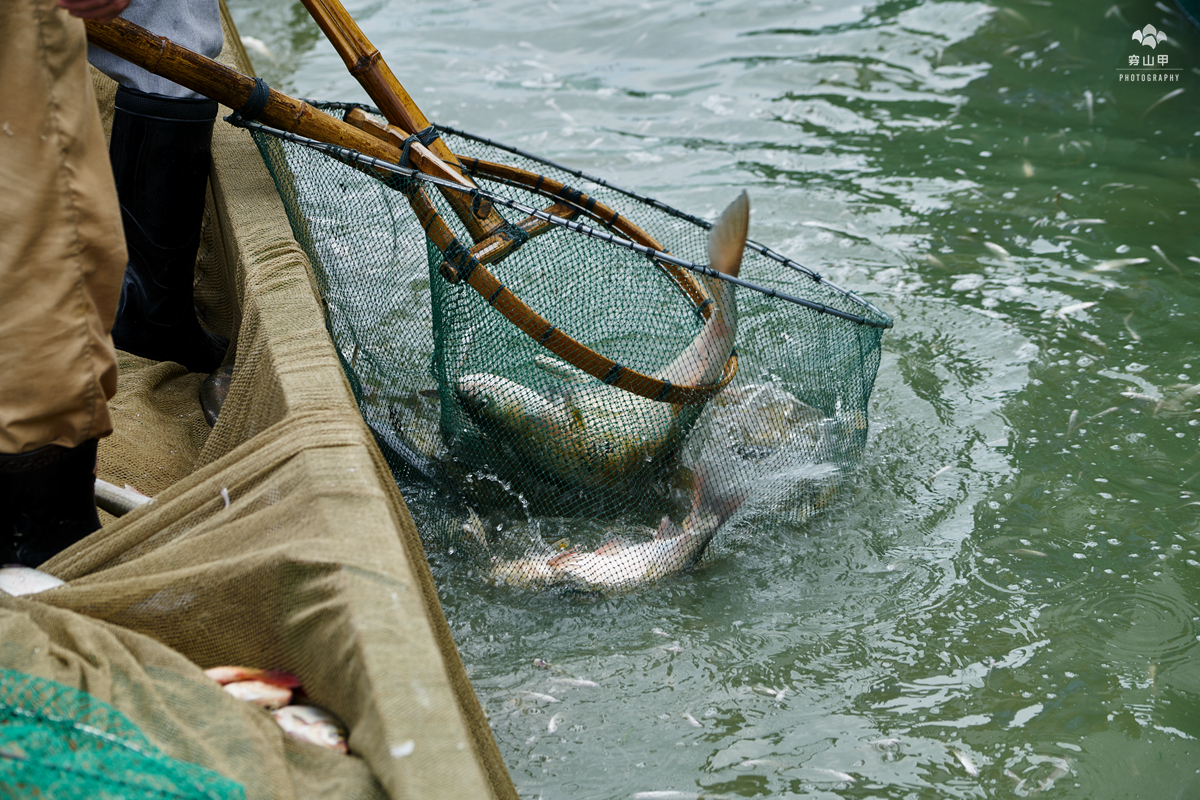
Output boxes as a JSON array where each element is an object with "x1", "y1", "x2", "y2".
[
  {"x1": 91, "y1": 0, "x2": 228, "y2": 373},
  {"x1": 107, "y1": 85, "x2": 227, "y2": 372},
  {"x1": 0, "y1": 0, "x2": 126, "y2": 565}
]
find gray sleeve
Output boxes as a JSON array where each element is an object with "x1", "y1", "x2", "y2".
[{"x1": 88, "y1": 0, "x2": 224, "y2": 99}]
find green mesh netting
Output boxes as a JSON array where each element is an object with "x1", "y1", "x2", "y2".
[
  {"x1": 0, "y1": 669, "x2": 244, "y2": 800},
  {"x1": 244, "y1": 105, "x2": 890, "y2": 595}
]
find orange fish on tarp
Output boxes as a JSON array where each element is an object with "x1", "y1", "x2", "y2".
[
  {"x1": 204, "y1": 665, "x2": 302, "y2": 688},
  {"x1": 220, "y1": 680, "x2": 293, "y2": 710},
  {"x1": 205, "y1": 666, "x2": 303, "y2": 710}
]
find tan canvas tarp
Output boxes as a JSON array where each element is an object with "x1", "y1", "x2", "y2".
[{"x1": 0, "y1": 6, "x2": 517, "y2": 799}]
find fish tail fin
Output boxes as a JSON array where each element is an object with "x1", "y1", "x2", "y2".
[
  {"x1": 692, "y1": 461, "x2": 749, "y2": 526},
  {"x1": 706, "y1": 191, "x2": 750, "y2": 279},
  {"x1": 464, "y1": 507, "x2": 490, "y2": 552}
]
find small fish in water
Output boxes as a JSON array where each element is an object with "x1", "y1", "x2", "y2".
[
  {"x1": 455, "y1": 192, "x2": 749, "y2": 490},
  {"x1": 1066, "y1": 409, "x2": 1079, "y2": 439},
  {"x1": 0, "y1": 565, "x2": 65, "y2": 596},
  {"x1": 547, "y1": 713, "x2": 563, "y2": 733},
  {"x1": 1090, "y1": 257, "x2": 1149, "y2": 272},
  {"x1": 239, "y1": 35, "x2": 277, "y2": 64},
  {"x1": 983, "y1": 241, "x2": 1010, "y2": 259},
  {"x1": 522, "y1": 692, "x2": 560, "y2": 704},
  {"x1": 486, "y1": 463, "x2": 746, "y2": 594},
  {"x1": 1038, "y1": 757, "x2": 1071, "y2": 791},
  {"x1": 549, "y1": 676, "x2": 599, "y2": 688},
  {"x1": 1053, "y1": 301, "x2": 1096, "y2": 319},
  {"x1": 272, "y1": 704, "x2": 348, "y2": 753},
  {"x1": 952, "y1": 748, "x2": 980, "y2": 777},
  {"x1": 807, "y1": 768, "x2": 855, "y2": 783},
  {"x1": 682, "y1": 712, "x2": 702, "y2": 728}
]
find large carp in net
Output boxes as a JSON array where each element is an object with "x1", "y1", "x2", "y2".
[{"x1": 239, "y1": 104, "x2": 891, "y2": 595}]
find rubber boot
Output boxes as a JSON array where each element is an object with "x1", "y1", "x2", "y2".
[
  {"x1": 0, "y1": 439, "x2": 101, "y2": 567},
  {"x1": 109, "y1": 85, "x2": 228, "y2": 373}
]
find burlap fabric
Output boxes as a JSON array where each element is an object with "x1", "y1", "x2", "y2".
[{"x1": 0, "y1": 6, "x2": 517, "y2": 799}]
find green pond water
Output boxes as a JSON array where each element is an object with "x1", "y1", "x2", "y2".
[{"x1": 231, "y1": 0, "x2": 1200, "y2": 796}]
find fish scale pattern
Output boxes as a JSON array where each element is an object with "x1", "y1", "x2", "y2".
[{"x1": 249, "y1": 104, "x2": 890, "y2": 594}]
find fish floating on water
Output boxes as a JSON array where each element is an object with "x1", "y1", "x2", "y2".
[
  {"x1": 455, "y1": 191, "x2": 750, "y2": 491},
  {"x1": 479, "y1": 463, "x2": 746, "y2": 594}
]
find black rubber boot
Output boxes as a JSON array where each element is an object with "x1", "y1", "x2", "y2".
[
  {"x1": 0, "y1": 439, "x2": 101, "y2": 567},
  {"x1": 109, "y1": 85, "x2": 228, "y2": 374}
]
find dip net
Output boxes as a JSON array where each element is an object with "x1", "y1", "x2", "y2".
[{"x1": 243, "y1": 105, "x2": 891, "y2": 594}]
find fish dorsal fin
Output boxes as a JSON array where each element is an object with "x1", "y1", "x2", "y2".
[
  {"x1": 706, "y1": 191, "x2": 750, "y2": 280},
  {"x1": 564, "y1": 392, "x2": 586, "y2": 430}
]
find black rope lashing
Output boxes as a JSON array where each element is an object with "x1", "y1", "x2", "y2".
[
  {"x1": 470, "y1": 191, "x2": 487, "y2": 220},
  {"x1": 693, "y1": 297, "x2": 714, "y2": 318},
  {"x1": 499, "y1": 221, "x2": 531, "y2": 247},
  {"x1": 414, "y1": 125, "x2": 441, "y2": 148},
  {"x1": 442, "y1": 238, "x2": 479, "y2": 284},
  {"x1": 338, "y1": 103, "x2": 368, "y2": 122},
  {"x1": 654, "y1": 381, "x2": 674, "y2": 402},
  {"x1": 558, "y1": 185, "x2": 585, "y2": 207},
  {"x1": 603, "y1": 363, "x2": 624, "y2": 385},
  {"x1": 397, "y1": 133, "x2": 418, "y2": 169},
  {"x1": 539, "y1": 326, "x2": 556, "y2": 345},
  {"x1": 236, "y1": 78, "x2": 270, "y2": 122},
  {"x1": 487, "y1": 284, "x2": 505, "y2": 305}
]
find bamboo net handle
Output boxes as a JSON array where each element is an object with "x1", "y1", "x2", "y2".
[
  {"x1": 84, "y1": 18, "x2": 476, "y2": 194},
  {"x1": 454, "y1": 156, "x2": 715, "y2": 316},
  {"x1": 298, "y1": 0, "x2": 506, "y2": 242},
  {"x1": 85, "y1": 17, "x2": 507, "y2": 248}
]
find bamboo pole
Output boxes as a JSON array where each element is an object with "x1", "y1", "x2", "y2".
[
  {"x1": 299, "y1": 0, "x2": 506, "y2": 241},
  {"x1": 84, "y1": 18, "x2": 477, "y2": 197}
]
